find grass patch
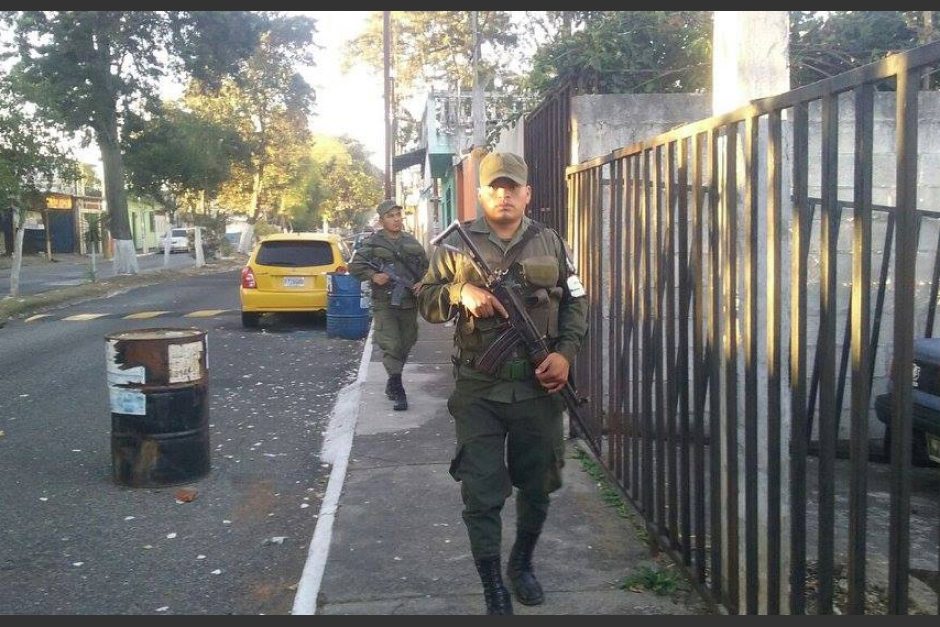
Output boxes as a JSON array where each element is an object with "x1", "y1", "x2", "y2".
[
  {"x1": 622, "y1": 565, "x2": 684, "y2": 596},
  {"x1": 572, "y1": 447, "x2": 647, "y2": 537}
]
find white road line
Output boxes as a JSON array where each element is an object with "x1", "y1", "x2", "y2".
[{"x1": 292, "y1": 326, "x2": 374, "y2": 616}]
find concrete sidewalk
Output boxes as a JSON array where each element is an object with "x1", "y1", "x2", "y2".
[{"x1": 314, "y1": 322, "x2": 708, "y2": 615}]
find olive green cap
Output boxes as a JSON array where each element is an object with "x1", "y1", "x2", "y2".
[
  {"x1": 479, "y1": 152, "x2": 528, "y2": 187},
  {"x1": 376, "y1": 199, "x2": 402, "y2": 216}
]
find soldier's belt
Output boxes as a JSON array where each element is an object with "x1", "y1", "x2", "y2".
[
  {"x1": 454, "y1": 352, "x2": 534, "y2": 381},
  {"x1": 497, "y1": 359, "x2": 534, "y2": 381}
]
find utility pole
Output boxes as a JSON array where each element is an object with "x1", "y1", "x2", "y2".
[
  {"x1": 923, "y1": 11, "x2": 935, "y2": 89},
  {"x1": 471, "y1": 11, "x2": 486, "y2": 148},
  {"x1": 383, "y1": 11, "x2": 394, "y2": 199}
]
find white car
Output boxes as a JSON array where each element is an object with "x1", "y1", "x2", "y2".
[{"x1": 162, "y1": 228, "x2": 192, "y2": 254}]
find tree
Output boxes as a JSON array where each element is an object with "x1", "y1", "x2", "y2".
[
  {"x1": 123, "y1": 104, "x2": 249, "y2": 222},
  {"x1": 344, "y1": 11, "x2": 521, "y2": 148},
  {"x1": 524, "y1": 11, "x2": 712, "y2": 98},
  {"x1": 282, "y1": 136, "x2": 383, "y2": 233},
  {"x1": 312, "y1": 137, "x2": 383, "y2": 232},
  {"x1": 0, "y1": 84, "x2": 77, "y2": 297},
  {"x1": 346, "y1": 11, "x2": 518, "y2": 96},
  {"x1": 186, "y1": 13, "x2": 317, "y2": 233},
  {"x1": 2, "y1": 11, "x2": 266, "y2": 274},
  {"x1": 790, "y1": 11, "x2": 939, "y2": 87},
  {"x1": 82, "y1": 212, "x2": 107, "y2": 282}
]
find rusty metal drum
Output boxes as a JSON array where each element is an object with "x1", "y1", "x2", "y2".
[{"x1": 105, "y1": 328, "x2": 209, "y2": 487}]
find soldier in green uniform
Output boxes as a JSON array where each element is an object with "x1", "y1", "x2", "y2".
[
  {"x1": 349, "y1": 200, "x2": 429, "y2": 411},
  {"x1": 418, "y1": 153, "x2": 589, "y2": 614}
]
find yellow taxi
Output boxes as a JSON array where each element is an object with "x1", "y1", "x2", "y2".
[{"x1": 239, "y1": 232, "x2": 349, "y2": 328}]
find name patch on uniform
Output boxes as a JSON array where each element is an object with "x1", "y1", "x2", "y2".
[{"x1": 567, "y1": 275, "x2": 586, "y2": 298}]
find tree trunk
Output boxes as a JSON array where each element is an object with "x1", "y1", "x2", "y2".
[
  {"x1": 98, "y1": 114, "x2": 138, "y2": 275},
  {"x1": 194, "y1": 226, "x2": 205, "y2": 268},
  {"x1": 9, "y1": 209, "x2": 25, "y2": 298},
  {"x1": 163, "y1": 227, "x2": 172, "y2": 268},
  {"x1": 237, "y1": 224, "x2": 255, "y2": 255},
  {"x1": 250, "y1": 167, "x2": 264, "y2": 222},
  {"x1": 90, "y1": 240, "x2": 98, "y2": 282},
  {"x1": 42, "y1": 207, "x2": 53, "y2": 261}
]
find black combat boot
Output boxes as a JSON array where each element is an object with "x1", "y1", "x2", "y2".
[
  {"x1": 475, "y1": 556, "x2": 514, "y2": 615},
  {"x1": 507, "y1": 529, "x2": 544, "y2": 606},
  {"x1": 391, "y1": 375, "x2": 408, "y2": 411},
  {"x1": 385, "y1": 374, "x2": 400, "y2": 400}
]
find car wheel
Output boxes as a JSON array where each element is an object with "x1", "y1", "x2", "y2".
[{"x1": 242, "y1": 312, "x2": 262, "y2": 328}]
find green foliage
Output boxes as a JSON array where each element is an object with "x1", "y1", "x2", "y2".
[
  {"x1": 1, "y1": 11, "x2": 272, "y2": 240},
  {"x1": 186, "y1": 13, "x2": 317, "y2": 221},
  {"x1": 790, "y1": 11, "x2": 938, "y2": 87},
  {"x1": 525, "y1": 12, "x2": 712, "y2": 98},
  {"x1": 345, "y1": 11, "x2": 518, "y2": 94},
  {"x1": 279, "y1": 135, "x2": 382, "y2": 232},
  {"x1": 187, "y1": 213, "x2": 228, "y2": 259},
  {"x1": 344, "y1": 11, "x2": 522, "y2": 147},
  {"x1": 82, "y1": 213, "x2": 108, "y2": 249},
  {"x1": 622, "y1": 566, "x2": 684, "y2": 597},
  {"x1": 253, "y1": 220, "x2": 279, "y2": 240},
  {"x1": 124, "y1": 104, "x2": 249, "y2": 216},
  {"x1": 0, "y1": 82, "x2": 77, "y2": 219}
]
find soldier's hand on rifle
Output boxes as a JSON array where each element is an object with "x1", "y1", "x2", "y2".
[
  {"x1": 460, "y1": 283, "x2": 509, "y2": 319},
  {"x1": 412, "y1": 282, "x2": 423, "y2": 296},
  {"x1": 536, "y1": 353, "x2": 570, "y2": 394},
  {"x1": 372, "y1": 273, "x2": 390, "y2": 286}
]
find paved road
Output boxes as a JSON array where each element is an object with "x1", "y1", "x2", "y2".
[{"x1": 0, "y1": 271, "x2": 365, "y2": 614}]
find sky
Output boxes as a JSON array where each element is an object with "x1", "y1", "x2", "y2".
[{"x1": 302, "y1": 11, "x2": 385, "y2": 168}]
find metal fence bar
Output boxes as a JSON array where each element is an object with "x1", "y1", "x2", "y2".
[
  {"x1": 743, "y1": 115, "x2": 761, "y2": 615},
  {"x1": 609, "y1": 159, "x2": 621, "y2": 477},
  {"x1": 723, "y1": 123, "x2": 741, "y2": 613},
  {"x1": 790, "y1": 102, "x2": 810, "y2": 615},
  {"x1": 677, "y1": 138, "x2": 693, "y2": 568},
  {"x1": 766, "y1": 109, "x2": 784, "y2": 615},
  {"x1": 621, "y1": 158, "x2": 634, "y2": 486},
  {"x1": 653, "y1": 145, "x2": 667, "y2": 535},
  {"x1": 817, "y1": 93, "x2": 840, "y2": 616},
  {"x1": 632, "y1": 156, "x2": 643, "y2": 503},
  {"x1": 666, "y1": 141, "x2": 680, "y2": 550},
  {"x1": 888, "y1": 63, "x2": 919, "y2": 617},
  {"x1": 847, "y1": 82, "x2": 874, "y2": 616},
  {"x1": 708, "y1": 128, "x2": 724, "y2": 599},
  {"x1": 640, "y1": 150, "x2": 653, "y2": 517},
  {"x1": 692, "y1": 132, "x2": 708, "y2": 585}
]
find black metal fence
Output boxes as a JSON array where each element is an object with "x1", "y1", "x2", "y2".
[
  {"x1": 565, "y1": 42, "x2": 940, "y2": 615},
  {"x1": 525, "y1": 81, "x2": 572, "y2": 236}
]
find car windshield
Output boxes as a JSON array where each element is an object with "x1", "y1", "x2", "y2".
[{"x1": 256, "y1": 240, "x2": 335, "y2": 267}]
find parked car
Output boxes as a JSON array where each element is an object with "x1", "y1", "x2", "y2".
[
  {"x1": 239, "y1": 233, "x2": 348, "y2": 328},
  {"x1": 162, "y1": 228, "x2": 192, "y2": 253},
  {"x1": 875, "y1": 338, "x2": 940, "y2": 466}
]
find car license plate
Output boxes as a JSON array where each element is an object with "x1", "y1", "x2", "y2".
[
  {"x1": 283, "y1": 277, "x2": 305, "y2": 288},
  {"x1": 928, "y1": 434, "x2": 940, "y2": 464}
]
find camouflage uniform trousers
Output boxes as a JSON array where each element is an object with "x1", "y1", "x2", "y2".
[
  {"x1": 447, "y1": 389, "x2": 565, "y2": 559},
  {"x1": 373, "y1": 305, "x2": 419, "y2": 376}
]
